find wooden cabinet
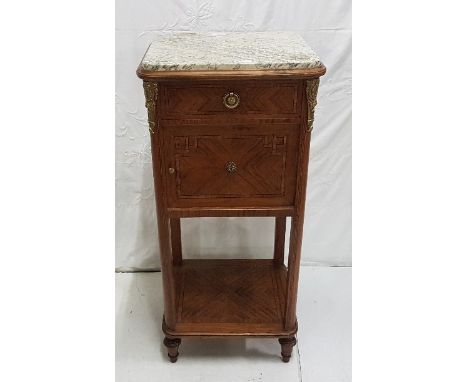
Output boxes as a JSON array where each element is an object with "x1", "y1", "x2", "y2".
[{"x1": 137, "y1": 32, "x2": 326, "y2": 363}]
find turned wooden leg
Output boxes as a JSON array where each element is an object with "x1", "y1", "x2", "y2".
[
  {"x1": 163, "y1": 337, "x2": 181, "y2": 363},
  {"x1": 279, "y1": 337, "x2": 297, "y2": 362}
]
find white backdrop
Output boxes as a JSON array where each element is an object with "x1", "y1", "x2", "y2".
[{"x1": 116, "y1": 0, "x2": 351, "y2": 270}]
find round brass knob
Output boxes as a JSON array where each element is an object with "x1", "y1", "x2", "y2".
[
  {"x1": 225, "y1": 161, "x2": 237, "y2": 174},
  {"x1": 223, "y1": 92, "x2": 240, "y2": 109},
  {"x1": 168, "y1": 167, "x2": 175, "y2": 174}
]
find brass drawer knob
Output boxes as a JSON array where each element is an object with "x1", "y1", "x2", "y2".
[
  {"x1": 223, "y1": 92, "x2": 240, "y2": 109},
  {"x1": 225, "y1": 161, "x2": 237, "y2": 174},
  {"x1": 168, "y1": 167, "x2": 175, "y2": 174}
]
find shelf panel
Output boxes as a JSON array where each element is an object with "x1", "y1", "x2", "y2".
[{"x1": 171, "y1": 259, "x2": 291, "y2": 336}]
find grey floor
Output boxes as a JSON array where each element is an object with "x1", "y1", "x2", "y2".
[{"x1": 116, "y1": 266, "x2": 351, "y2": 382}]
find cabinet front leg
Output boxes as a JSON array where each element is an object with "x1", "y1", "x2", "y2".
[
  {"x1": 278, "y1": 336, "x2": 297, "y2": 362},
  {"x1": 163, "y1": 337, "x2": 182, "y2": 363}
]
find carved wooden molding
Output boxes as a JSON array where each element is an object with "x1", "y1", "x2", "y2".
[
  {"x1": 306, "y1": 79, "x2": 320, "y2": 133},
  {"x1": 143, "y1": 81, "x2": 158, "y2": 134}
]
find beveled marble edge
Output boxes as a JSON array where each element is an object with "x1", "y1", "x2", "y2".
[
  {"x1": 136, "y1": 64, "x2": 326, "y2": 80},
  {"x1": 140, "y1": 61, "x2": 323, "y2": 72}
]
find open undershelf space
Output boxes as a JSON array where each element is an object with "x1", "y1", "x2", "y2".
[
  {"x1": 171, "y1": 259, "x2": 290, "y2": 336},
  {"x1": 116, "y1": 268, "x2": 352, "y2": 381}
]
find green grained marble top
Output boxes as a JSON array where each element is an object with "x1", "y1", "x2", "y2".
[{"x1": 139, "y1": 32, "x2": 322, "y2": 72}]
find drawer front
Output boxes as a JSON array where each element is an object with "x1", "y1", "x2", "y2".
[
  {"x1": 163, "y1": 124, "x2": 300, "y2": 208},
  {"x1": 160, "y1": 81, "x2": 302, "y2": 118}
]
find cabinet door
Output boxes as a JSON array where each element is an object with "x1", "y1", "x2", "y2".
[{"x1": 162, "y1": 123, "x2": 300, "y2": 208}]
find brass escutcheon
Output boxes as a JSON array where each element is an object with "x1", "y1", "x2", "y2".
[{"x1": 223, "y1": 92, "x2": 240, "y2": 109}]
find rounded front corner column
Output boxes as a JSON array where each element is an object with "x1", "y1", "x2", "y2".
[{"x1": 144, "y1": 79, "x2": 177, "y2": 328}]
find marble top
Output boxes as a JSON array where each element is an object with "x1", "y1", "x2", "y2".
[{"x1": 139, "y1": 32, "x2": 322, "y2": 72}]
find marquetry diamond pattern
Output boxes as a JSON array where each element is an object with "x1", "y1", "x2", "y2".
[
  {"x1": 165, "y1": 85, "x2": 298, "y2": 115},
  {"x1": 175, "y1": 135, "x2": 287, "y2": 198},
  {"x1": 179, "y1": 262, "x2": 285, "y2": 324}
]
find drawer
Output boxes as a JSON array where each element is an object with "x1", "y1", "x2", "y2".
[
  {"x1": 160, "y1": 81, "x2": 303, "y2": 118},
  {"x1": 162, "y1": 123, "x2": 300, "y2": 208}
]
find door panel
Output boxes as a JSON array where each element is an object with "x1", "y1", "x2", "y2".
[{"x1": 163, "y1": 123, "x2": 300, "y2": 208}]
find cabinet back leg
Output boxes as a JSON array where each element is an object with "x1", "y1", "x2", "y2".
[
  {"x1": 274, "y1": 217, "x2": 286, "y2": 265},
  {"x1": 170, "y1": 218, "x2": 182, "y2": 265}
]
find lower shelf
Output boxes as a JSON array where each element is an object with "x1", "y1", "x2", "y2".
[{"x1": 165, "y1": 259, "x2": 296, "y2": 337}]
